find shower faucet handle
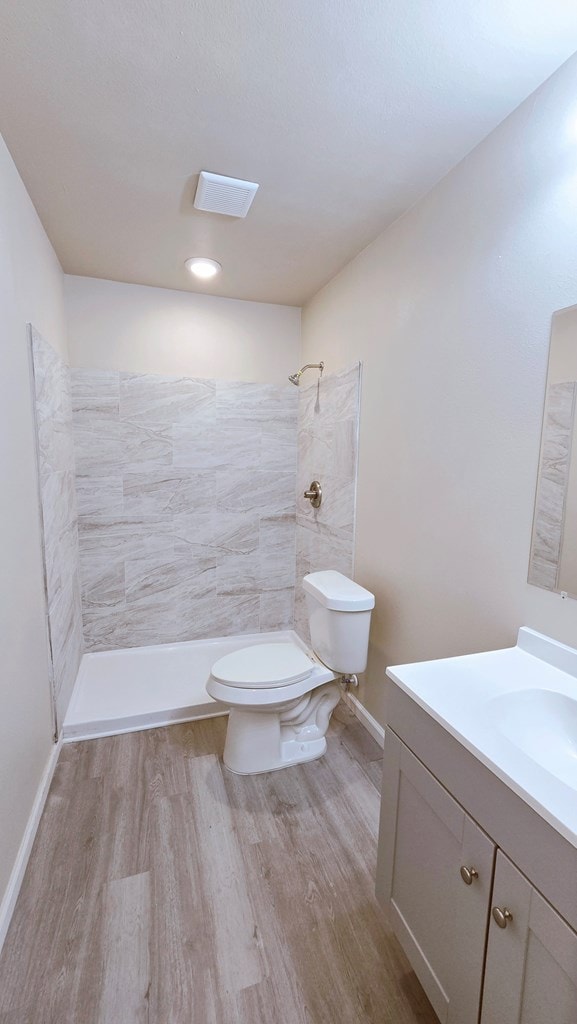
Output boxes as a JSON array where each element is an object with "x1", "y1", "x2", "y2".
[{"x1": 304, "y1": 481, "x2": 322, "y2": 509}]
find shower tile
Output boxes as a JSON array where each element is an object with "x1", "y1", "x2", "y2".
[
  {"x1": 80, "y1": 556, "x2": 126, "y2": 610},
  {"x1": 37, "y1": 417, "x2": 76, "y2": 481},
  {"x1": 297, "y1": 381, "x2": 322, "y2": 432},
  {"x1": 75, "y1": 476, "x2": 124, "y2": 517},
  {"x1": 216, "y1": 380, "x2": 297, "y2": 423},
  {"x1": 73, "y1": 397, "x2": 174, "y2": 474},
  {"x1": 216, "y1": 551, "x2": 258, "y2": 596},
  {"x1": 211, "y1": 511, "x2": 259, "y2": 555},
  {"x1": 219, "y1": 423, "x2": 262, "y2": 469},
  {"x1": 45, "y1": 520, "x2": 81, "y2": 614},
  {"x1": 260, "y1": 421, "x2": 297, "y2": 472},
  {"x1": 123, "y1": 469, "x2": 215, "y2": 516},
  {"x1": 99, "y1": 558, "x2": 218, "y2": 649},
  {"x1": 120, "y1": 373, "x2": 216, "y2": 426},
  {"x1": 72, "y1": 420, "x2": 123, "y2": 475},
  {"x1": 121, "y1": 419, "x2": 173, "y2": 469},
  {"x1": 41, "y1": 469, "x2": 76, "y2": 546},
  {"x1": 300, "y1": 364, "x2": 359, "y2": 425},
  {"x1": 172, "y1": 512, "x2": 217, "y2": 557},
  {"x1": 48, "y1": 573, "x2": 84, "y2": 712},
  {"x1": 296, "y1": 523, "x2": 353, "y2": 580},
  {"x1": 259, "y1": 512, "x2": 296, "y2": 551},
  {"x1": 82, "y1": 607, "x2": 155, "y2": 651},
  {"x1": 73, "y1": 369, "x2": 299, "y2": 651},
  {"x1": 71, "y1": 368, "x2": 120, "y2": 399},
  {"x1": 216, "y1": 469, "x2": 294, "y2": 515},
  {"x1": 31, "y1": 328, "x2": 84, "y2": 730},
  {"x1": 259, "y1": 588, "x2": 295, "y2": 631},
  {"x1": 172, "y1": 422, "x2": 260, "y2": 471},
  {"x1": 78, "y1": 515, "x2": 175, "y2": 560},
  {"x1": 71, "y1": 395, "x2": 120, "y2": 425},
  {"x1": 297, "y1": 482, "x2": 356, "y2": 538},
  {"x1": 171, "y1": 509, "x2": 259, "y2": 561},
  {"x1": 173, "y1": 510, "x2": 261, "y2": 561},
  {"x1": 172, "y1": 425, "x2": 229, "y2": 469},
  {"x1": 213, "y1": 594, "x2": 260, "y2": 636},
  {"x1": 294, "y1": 587, "x2": 310, "y2": 643},
  {"x1": 33, "y1": 337, "x2": 72, "y2": 425},
  {"x1": 259, "y1": 514, "x2": 296, "y2": 591},
  {"x1": 125, "y1": 554, "x2": 216, "y2": 606},
  {"x1": 294, "y1": 362, "x2": 360, "y2": 632},
  {"x1": 258, "y1": 558, "x2": 296, "y2": 593}
]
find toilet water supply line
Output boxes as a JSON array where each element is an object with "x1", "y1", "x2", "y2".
[{"x1": 342, "y1": 674, "x2": 359, "y2": 690}]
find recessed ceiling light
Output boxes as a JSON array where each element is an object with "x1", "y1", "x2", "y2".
[{"x1": 185, "y1": 257, "x2": 222, "y2": 280}]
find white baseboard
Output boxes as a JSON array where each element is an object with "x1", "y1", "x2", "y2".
[
  {"x1": 0, "y1": 736, "x2": 62, "y2": 954},
  {"x1": 342, "y1": 690, "x2": 385, "y2": 749}
]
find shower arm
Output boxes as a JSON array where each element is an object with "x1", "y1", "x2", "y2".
[{"x1": 288, "y1": 361, "x2": 324, "y2": 385}]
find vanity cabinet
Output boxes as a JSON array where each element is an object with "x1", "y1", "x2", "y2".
[
  {"x1": 376, "y1": 729, "x2": 496, "y2": 1023},
  {"x1": 376, "y1": 730, "x2": 577, "y2": 1024},
  {"x1": 482, "y1": 851, "x2": 577, "y2": 1024}
]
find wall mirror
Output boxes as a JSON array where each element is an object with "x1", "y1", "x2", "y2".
[{"x1": 529, "y1": 303, "x2": 577, "y2": 597}]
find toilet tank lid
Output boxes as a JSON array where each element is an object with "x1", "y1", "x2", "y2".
[{"x1": 303, "y1": 571, "x2": 375, "y2": 611}]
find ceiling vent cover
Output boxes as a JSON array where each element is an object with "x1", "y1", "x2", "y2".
[{"x1": 194, "y1": 171, "x2": 259, "y2": 218}]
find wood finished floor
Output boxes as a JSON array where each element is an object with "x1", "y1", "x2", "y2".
[{"x1": 0, "y1": 703, "x2": 436, "y2": 1024}]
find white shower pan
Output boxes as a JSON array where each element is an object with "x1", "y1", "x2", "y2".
[{"x1": 63, "y1": 629, "x2": 300, "y2": 742}]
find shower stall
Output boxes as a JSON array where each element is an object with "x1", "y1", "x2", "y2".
[{"x1": 30, "y1": 326, "x2": 361, "y2": 740}]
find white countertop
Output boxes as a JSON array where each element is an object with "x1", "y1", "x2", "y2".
[{"x1": 387, "y1": 627, "x2": 577, "y2": 848}]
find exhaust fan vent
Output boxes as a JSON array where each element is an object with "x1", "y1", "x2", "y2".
[{"x1": 194, "y1": 171, "x2": 259, "y2": 218}]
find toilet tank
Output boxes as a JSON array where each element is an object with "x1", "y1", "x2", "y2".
[{"x1": 302, "y1": 571, "x2": 375, "y2": 674}]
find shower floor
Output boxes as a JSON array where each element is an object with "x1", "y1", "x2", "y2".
[{"x1": 63, "y1": 629, "x2": 300, "y2": 741}]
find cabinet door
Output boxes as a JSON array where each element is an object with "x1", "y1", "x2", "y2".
[
  {"x1": 481, "y1": 850, "x2": 577, "y2": 1024},
  {"x1": 376, "y1": 730, "x2": 496, "y2": 1024}
]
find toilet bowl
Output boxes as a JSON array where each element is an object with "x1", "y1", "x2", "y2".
[{"x1": 206, "y1": 571, "x2": 375, "y2": 775}]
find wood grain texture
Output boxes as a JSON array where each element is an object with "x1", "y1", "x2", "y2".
[
  {"x1": 99, "y1": 872, "x2": 151, "y2": 1024},
  {"x1": 0, "y1": 704, "x2": 435, "y2": 1024}
]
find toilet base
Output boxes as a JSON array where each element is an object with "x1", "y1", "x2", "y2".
[
  {"x1": 224, "y1": 734, "x2": 328, "y2": 775},
  {"x1": 222, "y1": 681, "x2": 340, "y2": 775}
]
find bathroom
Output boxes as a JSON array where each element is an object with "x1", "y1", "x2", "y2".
[{"x1": 2, "y1": 2, "x2": 577, "y2": 1020}]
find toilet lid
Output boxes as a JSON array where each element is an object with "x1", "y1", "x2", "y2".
[{"x1": 211, "y1": 643, "x2": 314, "y2": 689}]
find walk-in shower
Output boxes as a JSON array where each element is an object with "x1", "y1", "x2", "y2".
[{"x1": 288, "y1": 361, "x2": 324, "y2": 385}]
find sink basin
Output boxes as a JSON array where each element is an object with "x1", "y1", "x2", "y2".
[{"x1": 488, "y1": 689, "x2": 577, "y2": 787}]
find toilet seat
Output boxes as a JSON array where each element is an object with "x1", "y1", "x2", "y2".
[{"x1": 211, "y1": 643, "x2": 314, "y2": 689}]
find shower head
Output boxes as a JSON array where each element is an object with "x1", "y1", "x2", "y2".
[{"x1": 288, "y1": 362, "x2": 324, "y2": 386}]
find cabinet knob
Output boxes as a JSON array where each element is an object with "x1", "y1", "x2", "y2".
[
  {"x1": 492, "y1": 906, "x2": 513, "y2": 929},
  {"x1": 460, "y1": 865, "x2": 479, "y2": 885}
]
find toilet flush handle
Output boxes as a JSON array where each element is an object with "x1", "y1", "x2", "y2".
[{"x1": 304, "y1": 480, "x2": 322, "y2": 509}]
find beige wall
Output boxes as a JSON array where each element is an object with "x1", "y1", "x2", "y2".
[
  {"x1": 65, "y1": 276, "x2": 301, "y2": 385},
  {"x1": 302, "y1": 55, "x2": 577, "y2": 725},
  {"x1": 0, "y1": 134, "x2": 66, "y2": 911}
]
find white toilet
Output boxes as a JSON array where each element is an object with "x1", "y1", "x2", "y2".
[{"x1": 206, "y1": 570, "x2": 375, "y2": 774}]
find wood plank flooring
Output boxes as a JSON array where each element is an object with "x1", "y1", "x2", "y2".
[{"x1": 0, "y1": 703, "x2": 437, "y2": 1024}]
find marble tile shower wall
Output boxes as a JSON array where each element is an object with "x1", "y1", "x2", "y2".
[
  {"x1": 295, "y1": 363, "x2": 360, "y2": 641},
  {"x1": 30, "y1": 328, "x2": 84, "y2": 731},
  {"x1": 71, "y1": 370, "x2": 298, "y2": 651}
]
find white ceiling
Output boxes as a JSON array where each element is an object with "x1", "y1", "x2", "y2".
[{"x1": 1, "y1": 1, "x2": 577, "y2": 306}]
